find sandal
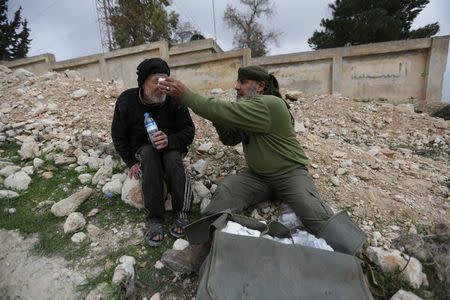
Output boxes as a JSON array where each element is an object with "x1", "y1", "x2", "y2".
[
  {"x1": 169, "y1": 216, "x2": 189, "y2": 238},
  {"x1": 145, "y1": 220, "x2": 164, "y2": 247}
]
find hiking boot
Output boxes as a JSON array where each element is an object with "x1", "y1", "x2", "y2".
[{"x1": 161, "y1": 242, "x2": 211, "y2": 274}]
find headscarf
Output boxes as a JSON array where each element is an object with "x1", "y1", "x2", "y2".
[
  {"x1": 136, "y1": 58, "x2": 170, "y2": 88},
  {"x1": 237, "y1": 65, "x2": 293, "y2": 125},
  {"x1": 237, "y1": 65, "x2": 282, "y2": 98}
]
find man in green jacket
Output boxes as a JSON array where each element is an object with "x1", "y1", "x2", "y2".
[{"x1": 158, "y1": 65, "x2": 335, "y2": 272}]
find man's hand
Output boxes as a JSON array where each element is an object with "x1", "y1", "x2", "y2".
[
  {"x1": 153, "y1": 130, "x2": 168, "y2": 149},
  {"x1": 129, "y1": 162, "x2": 140, "y2": 179},
  {"x1": 158, "y1": 77, "x2": 187, "y2": 100}
]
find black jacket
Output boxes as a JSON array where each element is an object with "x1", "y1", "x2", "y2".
[{"x1": 111, "y1": 88, "x2": 195, "y2": 167}]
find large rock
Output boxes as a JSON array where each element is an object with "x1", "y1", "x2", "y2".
[
  {"x1": 78, "y1": 174, "x2": 92, "y2": 184},
  {"x1": 55, "y1": 156, "x2": 77, "y2": 166},
  {"x1": 172, "y1": 239, "x2": 189, "y2": 250},
  {"x1": 193, "y1": 181, "x2": 211, "y2": 205},
  {"x1": 71, "y1": 232, "x2": 88, "y2": 244},
  {"x1": 102, "y1": 179, "x2": 122, "y2": 195},
  {"x1": 200, "y1": 198, "x2": 211, "y2": 213},
  {"x1": 77, "y1": 155, "x2": 89, "y2": 166},
  {"x1": 366, "y1": 247, "x2": 424, "y2": 288},
  {"x1": 63, "y1": 212, "x2": 86, "y2": 233},
  {"x1": 390, "y1": 289, "x2": 423, "y2": 300},
  {"x1": 13, "y1": 68, "x2": 34, "y2": 79},
  {"x1": 92, "y1": 166, "x2": 112, "y2": 185},
  {"x1": 0, "y1": 190, "x2": 20, "y2": 199},
  {"x1": 21, "y1": 166, "x2": 34, "y2": 175},
  {"x1": 198, "y1": 142, "x2": 213, "y2": 153},
  {"x1": 111, "y1": 173, "x2": 127, "y2": 183},
  {"x1": 18, "y1": 139, "x2": 40, "y2": 159},
  {"x1": 104, "y1": 155, "x2": 118, "y2": 168},
  {"x1": 395, "y1": 104, "x2": 415, "y2": 113},
  {"x1": 294, "y1": 122, "x2": 306, "y2": 133},
  {"x1": 121, "y1": 176, "x2": 144, "y2": 209},
  {"x1": 71, "y1": 89, "x2": 88, "y2": 99},
  {"x1": 33, "y1": 158, "x2": 44, "y2": 169},
  {"x1": 0, "y1": 160, "x2": 13, "y2": 169},
  {"x1": 0, "y1": 165, "x2": 21, "y2": 177},
  {"x1": 87, "y1": 157, "x2": 104, "y2": 170},
  {"x1": 192, "y1": 159, "x2": 208, "y2": 176},
  {"x1": 112, "y1": 255, "x2": 136, "y2": 284},
  {"x1": 4, "y1": 171, "x2": 32, "y2": 190},
  {"x1": 51, "y1": 187, "x2": 93, "y2": 217}
]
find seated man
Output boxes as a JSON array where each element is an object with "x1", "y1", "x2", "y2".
[
  {"x1": 158, "y1": 66, "x2": 335, "y2": 272},
  {"x1": 111, "y1": 58, "x2": 195, "y2": 247}
]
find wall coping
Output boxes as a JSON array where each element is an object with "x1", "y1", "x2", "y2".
[
  {"x1": 1, "y1": 53, "x2": 55, "y2": 68},
  {"x1": 169, "y1": 38, "x2": 223, "y2": 56},
  {"x1": 169, "y1": 48, "x2": 251, "y2": 68},
  {"x1": 253, "y1": 36, "x2": 448, "y2": 66},
  {"x1": 53, "y1": 41, "x2": 169, "y2": 70}
]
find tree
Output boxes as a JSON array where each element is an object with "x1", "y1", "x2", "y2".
[
  {"x1": 308, "y1": 0, "x2": 439, "y2": 50},
  {"x1": 223, "y1": 0, "x2": 280, "y2": 57},
  {"x1": 0, "y1": 0, "x2": 31, "y2": 60},
  {"x1": 109, "y1": 0, "x2": 179, "y2": 49},
  {"x1": 172, "y1": 21, "x2": 203, "y2": 44}
]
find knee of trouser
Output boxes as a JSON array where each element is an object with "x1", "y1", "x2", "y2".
[
  {"x1": 138, "y1": 144, "x2": 158, "y2": 162},
  {"x1": 162, "y1": 150, "x2": 184, "y2": 170},
  {"x1": 162, "y1": 149, "x2": 182, "y2": 162}
]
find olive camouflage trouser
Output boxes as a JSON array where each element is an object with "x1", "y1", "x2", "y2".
[{"x1": 202, "y1": 166, "x2": 334, "y2": 235}]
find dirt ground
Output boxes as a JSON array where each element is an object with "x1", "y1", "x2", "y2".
[{"x1": 0, "y1": 229, "x2": 85, "y2": 299}]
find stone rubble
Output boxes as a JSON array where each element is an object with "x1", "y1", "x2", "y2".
[{"x1": 0, "y1": 66, "x2": 448, "y2": 298}]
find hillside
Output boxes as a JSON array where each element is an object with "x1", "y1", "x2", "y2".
[{"x1": 0, "y1": 65, "x2": 448, "y2": 299}]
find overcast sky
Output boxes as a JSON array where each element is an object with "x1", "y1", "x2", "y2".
[{"x1": 6, "y1": 0, "x2": 450, "y2": 101}]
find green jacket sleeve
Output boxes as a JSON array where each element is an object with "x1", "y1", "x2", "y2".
[
  {"x1": 181, "y1": 89, "x2": 271, "y2": 133},
  {"x1": 213, "y1": 123, "x2": 241, "y2": 146}
]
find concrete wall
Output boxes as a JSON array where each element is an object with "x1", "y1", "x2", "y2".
[
  {"x1": 170, "y1": 49, "x2": 250, "y2": 92},
  {"x1": 1, "y1": 53, "x2": 55, "y2": 75},
  {"x1": 253, "y1": 36, "x2": 449, "y2": 102},
  {"x1": 51, "y1": 41, "x2": 169, "y2": 87},
  {"x1": 1, "y1": 36, "x2": 448, "y2": 103}
]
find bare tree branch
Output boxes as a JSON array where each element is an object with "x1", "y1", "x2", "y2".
[{"x1": 223, "y1": 0, "x2": 281, "y2": 57}]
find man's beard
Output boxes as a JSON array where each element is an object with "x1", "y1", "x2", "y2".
[
  {"x1": 141, "y1": 87, "x2": 166, "y2": 105},
  {"x1": 236, "y1": 83, "x2": 259, "y2": 102}
]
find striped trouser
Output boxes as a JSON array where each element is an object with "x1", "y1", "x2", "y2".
[{"x1": 136, "y1": 145, "x2": 193, "y2": 222}]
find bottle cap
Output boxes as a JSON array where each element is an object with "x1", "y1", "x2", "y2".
[{"x1": 144, "y1": 112, "x2": 149, "y2": 117}]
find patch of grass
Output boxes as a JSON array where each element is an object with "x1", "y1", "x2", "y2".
[
  {"x1": 388, "y1": 142, "x2": 450, "y2": 160},
  {"x1": 431, "y1": 104, "x2": 450, "y2": 120},
  {"x1": 0, "y1": 141, "x2": 21, "y2": 164},
  {"x1": 344, "y1": 205, "x2": 354, "y2": 214},
  {"x1": 0, "y1": 168, "x2": 83, "y2": 234},
  {"x1": 54, "y1": 147, "x2": 64, "y2": 154},
  {"x1": 79, "y1": 192, "x2": 142, "y2": 229},
  {"x1": 77, "y1": 263, "x2": 119, "y2": 295},
  {"x1": 0, "y1": 141, "x2": 96, "y2": 263},
  {"x1": 415, "y1": 224, "x2": 431, "y2": 235}
]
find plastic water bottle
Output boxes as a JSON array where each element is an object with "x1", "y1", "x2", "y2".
[{"x1": 144, "y1": 113, "x2": 158, "y2": 148}]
